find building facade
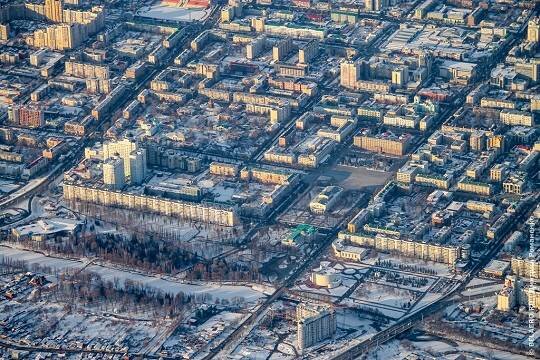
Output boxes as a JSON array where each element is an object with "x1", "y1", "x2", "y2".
[
  {"x1": 297, "y1": 303, "x2": 337, "y2": 351},
  {"x1": 63, "y1": 183, "x2": 239, "y2": 226}
]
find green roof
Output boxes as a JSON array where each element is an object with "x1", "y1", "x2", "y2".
[{"x1": 289, "y1": 224, "x2": 317, "y2": 239}]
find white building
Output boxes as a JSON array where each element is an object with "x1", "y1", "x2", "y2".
[
  {"x1": 340, "y1": 61, "x2": 359, "y2": 89},
  {"x1": 297, "y1": 303, "x2": 337, "y2": 351},
  {"x1": 129, "y1": 148, "x2": 147, "y2": 185},
  {"x1": 309, "y1": 186, "x2": 343, "y2": 214},
  {"x1": 102, "y1": 139, "x2": 138, "y2": 177},
  {"x1": 528, "y1": 17, "x2": 540, "y2": 43},
  {"x1": 103, "y1": 156, "x2": 125, "y2": 190},
  {"x1": 365, "y1": 0, "x2": 388, "y2": 11},
  {"x1": 103, "y1": 139, "x2": 146, "y2": 184}
]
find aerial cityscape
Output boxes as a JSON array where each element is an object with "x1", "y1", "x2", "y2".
[{"x1": 0, "y1": 0, "x2": 538, "y2": 359}]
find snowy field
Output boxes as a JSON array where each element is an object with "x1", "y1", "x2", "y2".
[
  {"x1": 0, "y1": 246, "x2": 266, "y2": 304},
  {"x1": 461, "y1": 283, "x2": 503, "y2": 297},
  {"x1": 0, "y1": 300, "x2": 167, "y2": 353},
  {"x1": 0, "y1": 179, "x2": 21, "y2": 194},
  {"x1": 137, "y1": 4, "x2": 211, "y2": 22},
  {"x1": 371, "y1": 337, "x2": 534, "y2": 360},
  {"x1": 362, "y1": 253, "x2": 455, "y2": 277},
  {"x1": 162, "y1": 311, "x2": 245, "y2": 358}
]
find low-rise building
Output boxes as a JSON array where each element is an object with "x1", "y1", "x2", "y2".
[
  {"x1": 354, "y1": 130, "x2": 411, "y2": 156},
  {"x1": 309, "y1": 186, "x2": 343, "y2": 214}
]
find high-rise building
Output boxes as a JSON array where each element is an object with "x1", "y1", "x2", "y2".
[
  {"x1": 469, "y1": 130, "x2": 486, "y2": 151},
  {"x1": 103, "y1": 156, "x2": 125, "y2": 190},
  {"x1": 298, "y1": 40, "x2": 318, "y2": 64},
  {"x1": 391, "y1": 66, "x2": 409, "y2": 87},
  {"x1": 0, "y1": 24, "x2": 9, "y2": 40},
  {"x1": 102, "y1": 139, "x2": 138, "y2": 178},
  {"x1": 527, "y1": 17, "x2": 540, "y2": 43},
  {"x1": 246, "y1": 36, "x2": 265, "y2": 60},
  {"x1": 272, "y1": 38, "x2": 293, "y2": 61},
  {"x1": 45, "y1": 0, "x2": 64, "y2": 23},
  {"x1": 296, "y1": 303, "x2": 336, "y2": 351},
  {"x1": 497, "y1": 275, "x2": 540, "y2": 311},
  {"x1": 56, "y1": 24, "x2": 75, "y2": 49},
  {"x1": 340, "y1": 61, "x2": 359, "y2": 89},
  {"x1": 365, "y1": 0, "x2": 388, "y2": 11},
  {"x1": 532, "y1": 95, "x2": 540, "y2": 112},
  {"x1": 8, "y1": 105, "x2": 45, "y2": 129},
  {"x1": 515, "y1": 59, "x2": 540, "y2": 83},
  {"x1": 129, "y1": 149, "x2": 147, "y2": 185},
  {"x1": 0, "y1": 1, "x2": 104, "y2": 51},
  {"x1": 418, "y1": 51, "x2": 433, "y2": 77}
]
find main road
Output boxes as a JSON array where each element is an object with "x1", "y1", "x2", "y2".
[
  {"x1": 330, "y1": 192, "x2": 539, "y2": 360},
  {"x1": 201, "y1": 192, "x2": 370, "y2": 360}
]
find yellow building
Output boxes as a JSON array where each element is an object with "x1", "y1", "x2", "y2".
[
  {"x1": 357, "y1": 107, "x2": 383, "y2": 121},
  {"x1": 502, "y1": 173, "x2": 526, "y2": 194},
  {"x1": 466, "y1": 200, "x2": 495, "y2": 213},
  {"x1": 490, "y1": 164, "x2": 506, "y2": 182},
  {"x1": 298, "y1": 40, "x2": 318, "y2": 64},
  {"x1": 309, "y1": 186, "x2": 343, "y2": 214},
  {"x1": 63, "y1": 183, "x2": 238, "y2": 226},
  {"x1": 457, "y1": 180, "x2": 492, "y2": 196},
  {"x1": 497, "y1": 275, "x2": 540, "y2": 312},
  {"x1": 220, "y1": 6, "x2": 234, "y2": 22},
  {"x1": 522, "y1": 287, "x2": 540, "y2": 310},
  {"x1": 275, "y1": 63, "x2": 307, "y2": 77},
  {"x1": 332, "y1": 239, "x2": 367, "y2": 262},
  {"x1": 45, "y1": 0, "x2": 63, "y2": 23},
  {"x1": 497, "y1": 287, "x2": 515, "y2": 311},
  {"x1": 383, "y1": 113, "x2": 419, "y2": 129},
  {"x1": 102, "y1": 156, "x2": 125, "y2": 190},
  {"x1": 528, "y1": 17, "x2": 540, "y2": 43},
  {"x1": 246, "y1": 103, "x2": 289, "y2": 124},
  {"x1": 272, "y1": 38, "x2": 293, "y2": 61},
  {"x1": 240, "y1": 167, "x2": 295, "y2": 185},
  {"x1": 338, "y1": 232, "x2": 462, "y2": 265},
  {"x1": 209, "y1": 162, "x2": 239, "y2": 177},
  {"x1": 531, "y1": 96, "x2": 540, "y2": 112},
  {"x1": 356, "y1": 80, "x2": 392, "y2": 93},
  {"x1": 340, "y1": 61, "x2": 359, "y2": 89},
  {"x1": 500, "y1": 110, "x2": 534, "y2": 127},
  {"x1": 353, "y1": 133, "x2": 411, "y2": 156},
  {"x1": 0, "y1": 23, "x2": 9, "y2": 40},
  {"x1": 246, "y1": 36, "x2": 265, "y2": 59},
  {"x1": 415, "y1": 174, "x2": 450, "y2": 190},
  {"x1": 480, "y1": 97, "x2": 515, "y2": 109},
  {"x1": 511, "y1": 257, "x2": 540, "y2": 279},
  {"x1": 396, "y1": 163, "x2": 419, "y2": 184},
  {"x1": 264, "y1": 149, "x2": 296, "y2": 165}
]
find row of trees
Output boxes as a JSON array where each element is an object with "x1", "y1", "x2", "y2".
[
  {"x1": 186, "y1": 258, "x2": 261, "y2": 282},
  {"x1": 41, "y1": 272, "x2": 192, "y2": 317},
  {"x1": 375, "y1": 258, "x2": 437, "y2": 275},
  {"x1": 10, "y1": 231, "x2": 200, "y2": 275},
  {"x1": 426, "y1": 316, "x2": 539, "y2": 358}
]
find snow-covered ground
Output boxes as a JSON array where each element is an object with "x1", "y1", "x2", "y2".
[
  {"x1": 362, "y1": 253, "x2": 454, "y2": 277},
  {"x1": 162, "y1": 311, "x2": 245, "y2": 359},
  {"x1": 0, "y1": 246, "x2": 266, "y2": 304},
  {"x1": 461, "y1": 283, "x2": 503, "y2": 297},
  {"x1": 371, "y1": 337, "x2": 534, "y2": 360},
  {"x1": 465, "y1": 277, "x2": 499, "y2": 288},
  {"x1": 137, "y1": 4, "x2": 211, "y2": 22},
  {"x1": 0, "y1": 179, "x2": 21, "y2": 194}
]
